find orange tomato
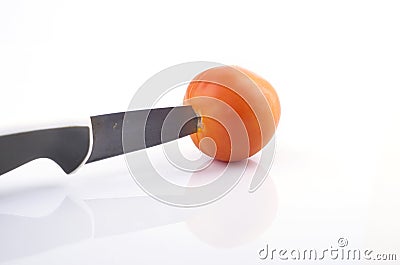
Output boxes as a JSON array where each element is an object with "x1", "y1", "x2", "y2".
[{"x1": 183, "y1": 65, "x2": 280, "y2": 162}]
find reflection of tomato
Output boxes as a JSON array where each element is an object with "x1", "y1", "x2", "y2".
[
  {"x1": 184, "y1": 66, "x2": 280, "y2": 162},
  {"x1": 186, "y1": 160, "x2": 278, "y2": 248}
]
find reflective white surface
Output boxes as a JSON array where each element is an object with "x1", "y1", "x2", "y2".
[
  {"x1": 0, "y1": 151, "x2": 278, "y2": 264},
  {"x1": 1, "y1": 0, "x2": 400, "y2": 264}
]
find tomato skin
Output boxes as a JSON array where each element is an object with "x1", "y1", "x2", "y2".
[{"x1": 184, "y1": 66, "x2": 280, "y2": 162}]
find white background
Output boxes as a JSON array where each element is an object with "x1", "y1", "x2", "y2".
[{"x1": 1, "y1": 0, "x2": 400, "y2": 264}]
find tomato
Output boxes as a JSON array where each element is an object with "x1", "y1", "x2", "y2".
[{"x1": 183, "y1": 65, "x2": 281, "y2": 162}]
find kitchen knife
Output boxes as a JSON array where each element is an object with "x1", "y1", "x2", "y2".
[{"x1": 0, "y1": 106, "x2": 199, "y2": 176}]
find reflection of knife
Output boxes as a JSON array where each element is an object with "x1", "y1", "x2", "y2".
[
  {"x1": 0, "y1": 196, "x2": 193, "y2": 263},
  {"x1": 0, "y1": 106, "x2": 199, "y2": 175}
]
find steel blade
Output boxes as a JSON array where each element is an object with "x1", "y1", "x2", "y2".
[{"x1": 86, "y1": 106, "x2": 199, "y2": 163}]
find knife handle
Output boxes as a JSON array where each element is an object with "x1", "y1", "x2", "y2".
[{"x1": 0, "y1": 126, "x2": 92, "y2": 176}]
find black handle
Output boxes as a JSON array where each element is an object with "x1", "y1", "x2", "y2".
[{"x1": 0, "y1": 127, "x2": 91, "y2": 175}]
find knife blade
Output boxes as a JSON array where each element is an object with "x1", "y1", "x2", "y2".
[{"x1": 0, "y1": 106, "x2": 199, "y2": 175}]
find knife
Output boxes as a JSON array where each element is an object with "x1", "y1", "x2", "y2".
[{"x1": 0, "y1": 106, "x2": 199, "y2": 175}]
